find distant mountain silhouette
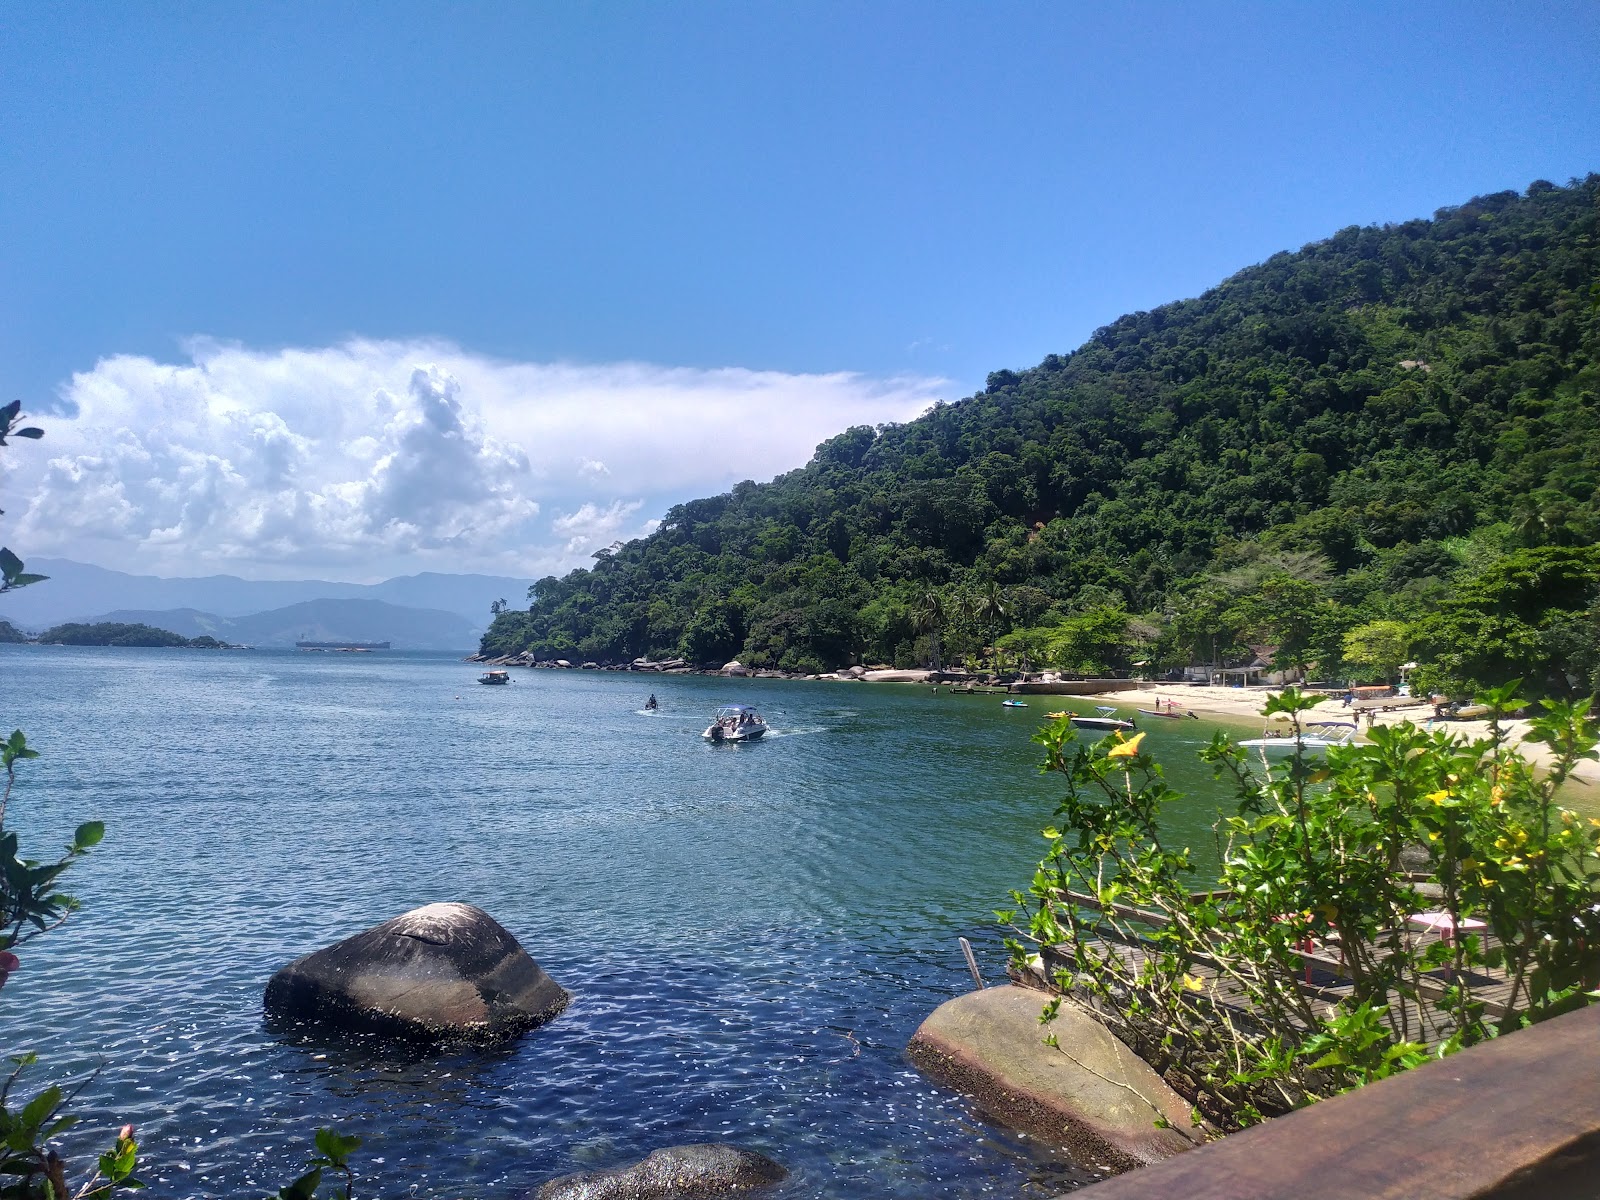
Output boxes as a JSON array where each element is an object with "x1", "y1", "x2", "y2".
[
  {"x1": 91, "y1": 599, "x2": 483, "y2": 651},
  {"x1": 0, "y1": 558, "x2": 528, "y2": 630}
]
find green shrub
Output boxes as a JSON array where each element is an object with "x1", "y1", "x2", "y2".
[{"x1": 1000, "y1": 687, "x2": 1600, "y2": 1130}]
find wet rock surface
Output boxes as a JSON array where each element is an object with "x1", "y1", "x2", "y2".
[
  {"x1": 533, "y1": 1144, "x2": 787, "y2": 1200},
  {"x1": 908, "y1": 985, "x2": 1200, "y2": 1173},
  {"x1": 264, "y1": 902, "x2": 569, "y2": 1042}
]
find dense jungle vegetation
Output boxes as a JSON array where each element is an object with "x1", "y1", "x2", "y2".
[{"x1": 483, "y1": 177, "x2": 1600, "y2": 697}]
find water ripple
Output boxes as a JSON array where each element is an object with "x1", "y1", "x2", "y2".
[{"x1": 0, "y1": 648, "x2": 1261, "y2": 1198}]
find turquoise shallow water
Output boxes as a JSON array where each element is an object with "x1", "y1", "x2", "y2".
[{"x1": 0, "y1": 647, "x2": 1245, "y2": 1199}]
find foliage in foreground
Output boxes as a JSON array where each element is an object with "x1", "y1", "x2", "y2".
[{"x1": 999, "y1": 687, "x2": 1600, "y2": 1131}]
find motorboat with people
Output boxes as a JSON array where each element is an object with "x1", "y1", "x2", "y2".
[
  {"x1": 478, "y1": 670, "x2": 511, "y2": 685},
  {"x1": 1238, "y1": 720, "x2": 1360, "y2": 752},
  {"x1": 1070, "y1": 706, "x2": 1137, "y2": 732},
  {"x1": 703, "y1": 704, "x2": 768, "y2": 743}
]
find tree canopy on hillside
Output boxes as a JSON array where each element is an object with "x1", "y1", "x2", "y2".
[{"x1": 483, "y1": 176, "x2": 1600, "y2": 694}]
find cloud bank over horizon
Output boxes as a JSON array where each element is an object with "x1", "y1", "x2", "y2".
[{"x1": 1, "y1": 338, "x2": 946, "y2": 583}]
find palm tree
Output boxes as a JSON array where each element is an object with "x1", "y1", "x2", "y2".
[
  {"x1": 912, "y1": 587, "x2": 947, "y2": 673},
  {"x1": 974, "y1": 582, "x2": 1009, "y2": 672}
]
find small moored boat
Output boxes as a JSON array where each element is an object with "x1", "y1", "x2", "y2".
[
  {"x1": 1238, "y1": 720, "x2": 1360, "y2": 751},
  {"x1": 1070, "y1": 706, "x2": 1137, "y2": 732},
  {"x1": 704, "y1": 704, "x2": 768, "y2": 743},
  {"x1": 478, "y1": 670, "x2": 511, "y2": 685},
  {"x1": 1001, "y1": 699, "x2": 1028, "y2": 708}
]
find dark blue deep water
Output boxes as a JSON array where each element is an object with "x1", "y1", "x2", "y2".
[{"x1": 0, "y1": 648, "x2": 1242, "y2": 1198}]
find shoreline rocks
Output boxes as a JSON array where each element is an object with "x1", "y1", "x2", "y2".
[
  {"x1": 907, "y1": 985, "x2": 1201, "y2": 1174},
  {"x1": 533, "y1": 1144, "x2": 786, "y2": 1200},
  {"x1": 264, "y1": 902, "x2": 569, "y2": 1043}
]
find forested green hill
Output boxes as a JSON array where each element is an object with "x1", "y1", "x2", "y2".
[{"x1": 484, "y1": 177, "x2": 1600, "y2": 697}]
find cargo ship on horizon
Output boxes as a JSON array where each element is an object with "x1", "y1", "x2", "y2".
[{"x1": 295, "y1": 640, "x2": 391, "y2": 651}]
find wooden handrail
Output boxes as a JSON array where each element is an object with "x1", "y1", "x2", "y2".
[{"x1": 1075, "y1": 1003, "x2": 1600, "y2": 1198}]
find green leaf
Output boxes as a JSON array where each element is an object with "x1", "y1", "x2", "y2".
[
  {"x1": 73, "y1": 822, "x2": 106, "y2": 850},
  {"x1": 313, "y1": 1127, "x2": 361, "y2": 1165},
  {"x1": 17, "y1": 1085, "x2": 63, "y2": 1135},
  {"x1": 278, "y1": 1166, "x2": 322, "y2": 1200}
]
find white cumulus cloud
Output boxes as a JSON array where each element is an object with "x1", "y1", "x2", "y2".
[{"x1": 0, "y1": 337, "x2": 945, "y2": 581}]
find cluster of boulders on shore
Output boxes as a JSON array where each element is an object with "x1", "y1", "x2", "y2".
[
  {"x1": 264, "y1": 901, "x2": 1196, "y2": 1196},
  {"x1": 463, "y1": 652, "x2": 1040, "y2": 687},
  {"x1": 465, "y1": 650, "x2": 878, "y2": 681}
]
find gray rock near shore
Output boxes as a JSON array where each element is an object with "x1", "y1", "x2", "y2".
[
  {"x1": 907, "y1": 985, "x2": 1200, "y2": 1174},
  {"x1": 533, "y1": 1144, "x2": 786, "y2": 1200},
  {"x1": 264, "y1": 902, "x2": 569, "y2": 1042}
]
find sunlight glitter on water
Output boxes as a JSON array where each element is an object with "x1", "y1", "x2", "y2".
[{"x1": 0, "y1": 648, "x2": 1243, "y2": 1198}]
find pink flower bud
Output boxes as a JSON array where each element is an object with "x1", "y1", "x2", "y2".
[{"x1": 119, "y1": 1125, "x2": 134, "y2": 1141}]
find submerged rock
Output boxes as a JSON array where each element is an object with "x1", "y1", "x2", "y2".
[
  {"x1": 907, "y1": 985, "x2": 1200, "y2": 1173},
  {"x1": 264, "y1": 902, "x2": 569, "y2": 1042},
  {"x1": 534, "y1": 1145, "x2": 786, "y2": 1200}
]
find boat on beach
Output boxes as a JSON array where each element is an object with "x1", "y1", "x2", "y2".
[
  {"x1": 1070, "y1": 705, "x2": 1137, "y2": 732},
  {"x1": 478, "y1": 670, "x2": 511, "y2": 685},
  {"x1": 1138, "y1": 700, "x2": 1196, "y2": 720},
  {"x1": 703, "y1": 704, "x2": 768, "y2": 742}
]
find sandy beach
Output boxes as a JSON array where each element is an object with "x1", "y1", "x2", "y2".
[{"x1": 1080, "y1": 683, "x2": 1600, "y2": 794}]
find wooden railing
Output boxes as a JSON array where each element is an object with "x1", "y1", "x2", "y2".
[{"x1": 1076, "y1": 1001, "x2": 1600, "y2": 1199}]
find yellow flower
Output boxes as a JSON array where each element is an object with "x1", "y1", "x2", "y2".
[
  {"x1": 1181, "y1": 973, "x2": 1205, "y2": 992},
  {"x1": 1425, "y1": 790, "x2": 1449, "y2": 805},
  {"x1": 1107, "y1": 730, "x2": 1147, "y2": 759}
]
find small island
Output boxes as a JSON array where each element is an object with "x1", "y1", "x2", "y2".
[{"x1": 33, "y1": 621, "x2": 237, "y2": 649}]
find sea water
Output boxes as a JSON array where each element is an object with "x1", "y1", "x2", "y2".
[{"x1": 0, "y1": 648, "x2": 1242, "y2": 1198}]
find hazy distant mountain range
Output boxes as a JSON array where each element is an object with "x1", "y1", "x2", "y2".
[
  {"x1": 89, "y1": 600, "x2": 484, "y2": 651},
  {"x1": 0, "y1": 558, "x2": 531, "y2": 651}
]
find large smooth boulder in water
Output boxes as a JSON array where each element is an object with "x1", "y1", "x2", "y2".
[
  {"x1": 534, "y1": 1145, "x2": 786, "y2": 1200},
  {"x1": 907, "y1": 985, "x2": 1201, "y2": 1173},
  {"x1": 264, "y1": 902, "x2": 569, "y2": 1042}
]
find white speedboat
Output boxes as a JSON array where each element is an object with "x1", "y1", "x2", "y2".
[
  {"x1": 1070, "y1": 705, "x2": 1137, "y2": 732},
  {"x1": 1238, "y1": 720, "x2": 1360, "y2": 751},
  {"x1": 704, "y1": 704, "x2": 769, "y2": 743}
]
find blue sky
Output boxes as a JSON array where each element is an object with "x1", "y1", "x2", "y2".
[{"x1": 1, "y1": 3, "x2": 1597, "y2": 581}]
